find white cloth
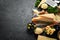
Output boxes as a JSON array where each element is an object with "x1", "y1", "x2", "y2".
[{"x1": 46, "y1": 0, "x2": 57, "y2": 7}]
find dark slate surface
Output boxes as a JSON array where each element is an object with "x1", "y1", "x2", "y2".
[{"x1": 0, "y1": 0, "x2": 36, "y2": 40}]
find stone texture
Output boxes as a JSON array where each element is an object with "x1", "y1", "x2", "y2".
[{"x1": 0, "y1": 0, "x2": 36, "y2": 40}]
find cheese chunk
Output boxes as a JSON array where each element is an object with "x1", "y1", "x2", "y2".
[
  {"x1": 41, "y1": 3, "x2": 48, "y2": 9},
  {"x1": 38, "y1": 0, "x2": 46, "y2": 8},
  {"x1": 37, "y1": 35, "x2": 57, "y2": 40},
  {"x1": 55, "y1": 14, "x2": 60, "y2": 22},
  {"x1": 34, "y1": 28, "x2": 43, "y2": 34}
]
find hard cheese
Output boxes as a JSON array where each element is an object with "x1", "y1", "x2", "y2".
[{"x1": 37, "y1": 35, "x2": 57, "y2": 40}]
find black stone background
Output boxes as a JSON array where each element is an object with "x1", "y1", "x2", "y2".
[{"x1": 0, "y1": 0, "x2": 36, "y2": 40}]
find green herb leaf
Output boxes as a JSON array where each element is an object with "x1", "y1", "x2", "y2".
[
  {"x1": 35, "y1": 0, "x2": 41, "y2": 7},
  {"x1": 47, "y1": 6, "x2": 59, "y2": 14}
]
